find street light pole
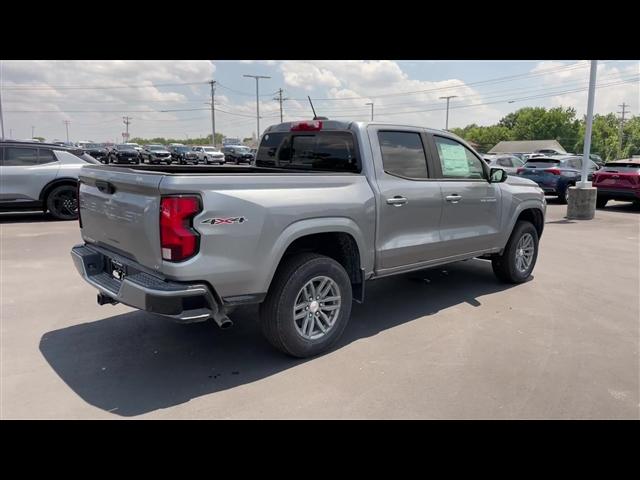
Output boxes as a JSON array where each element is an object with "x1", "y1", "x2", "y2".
[
  {"x1": 578, "y1": 61, "x2": 598, "y2": 189},
  {"x1": 64, "y1": 120, "x2": 70, "y2": 143},
  {"x1": 567, "y1": 60, "x2": 598, "y2": 221},
  {"x1": 365, "y1": 102, "x2": 374, "y2": 121},
  {"x1": 243, "y1": 74, "x2": 271, "y2": 137},
  {"x1": 439, "y1": 95, "x2": 457, "y2": 130}
]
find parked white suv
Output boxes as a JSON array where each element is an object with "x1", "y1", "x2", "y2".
[{"x1": 192, "y1": 146, "x2": 225, "y2": 165}]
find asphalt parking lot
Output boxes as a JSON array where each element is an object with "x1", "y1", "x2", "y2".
[{"x1": 1, "y1": 200, "x2": 638, "y2": 419}]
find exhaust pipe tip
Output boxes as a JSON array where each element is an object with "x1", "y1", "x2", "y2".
[
  {"x1": 212, "y1": 311, "x2": 234, "y2": 329},
  {"x1": 219, "y1": 318, "x2": 233, "y2": 329}
]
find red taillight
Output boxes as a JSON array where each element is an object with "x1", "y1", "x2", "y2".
[
  {"x1": 546, "y1": 168, "x2": 561, "y2": 175},
  {"x1": 291, "y1": 120, "x2": 323, "y2": 131},
  {"x1": 517, "y1": 168, "x2": 525, "y2": 174},
  {"x1": 160, "y1": 195, "x2": 201, "y2": 262}
]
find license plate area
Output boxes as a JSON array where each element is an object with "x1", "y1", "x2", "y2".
[{"x1": 108, "y1": 258, "x2": 128, "y2": 281}]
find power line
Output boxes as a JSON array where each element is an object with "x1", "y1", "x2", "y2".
[{"x1": 288, "y1": 62, "x2": 595, "y2": 101}]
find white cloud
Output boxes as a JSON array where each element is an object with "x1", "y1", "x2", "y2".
[{"x1": 2, "y1": 60, "x2": 637, "y2": 142}]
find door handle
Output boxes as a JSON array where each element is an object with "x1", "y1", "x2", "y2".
[
  {"x1": 445, "y1": 194, "x2": 462, "y2": 203},
  {"x1": 95, "y1": 180, "x2": 116, "y2": 194},
  {"x1": 386, "y1": 196, "x2": 408, "y2": 207}
]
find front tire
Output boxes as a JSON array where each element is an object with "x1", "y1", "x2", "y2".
[
  {"x1": 492, "y1": 220, "x2": 539, "y2": 284},
  {"x1": 46, "y1": 184, "x2": 79, "y2": 220},
  {"x1": 260, "y1": 253, "x2": 352, "y2": 358}
]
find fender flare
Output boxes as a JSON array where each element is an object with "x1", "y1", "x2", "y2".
[
  {"x1": 503, "y1": 201, "x2": 545, "y2": 246},
  {"x1": 261, "y1": 217, "x2": 371, "y2": 293}
]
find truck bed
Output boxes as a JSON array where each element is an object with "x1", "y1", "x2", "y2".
[{"x1": 96, "y1": 164, "x2": 353, "y2": 175}]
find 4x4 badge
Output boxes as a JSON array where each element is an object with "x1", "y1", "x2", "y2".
[{"x1": 201, "y1": 216, "x2": 247, "y2": 225}]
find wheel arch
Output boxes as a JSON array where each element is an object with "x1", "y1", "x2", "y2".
[
  {"x1": 264, "y1": 218, "x2": 372, "y2": 302},
  {"x1": 39, "y1": 177, "x2": 78, "y2": 203}
]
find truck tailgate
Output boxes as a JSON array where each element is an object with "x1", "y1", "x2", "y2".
[{"x1": 78, "y1": 166, "x2": 164, "y2": 269}]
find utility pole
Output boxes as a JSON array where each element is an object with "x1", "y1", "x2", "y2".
[
  {"x1": 274, "y1": 88, "x2": 289, "y2": 123},
  {"x1": 122, "y1": 116, "x2": 131, "y2": 143},
  {"x1": 439, "y1": 96, "x2": 457, "y2": 130},
  {"x1": 618, "y1": 102, "x2": 630, "y2": 154},
  {"x1": 365, "y1": 102, "x2": 374, "y2": 121},
  {"x1": 243, "y1": 74, "x2": 271, "y2": 137},
  {"x1": 31, "y1": 126, "x2": 35, "y2": 138},
  {"x1": 210, "y1": 80, "x2": 216, "y2": 146},
  {"x1": 64, "y1": 120, "x2": 70, "y2": 142}
]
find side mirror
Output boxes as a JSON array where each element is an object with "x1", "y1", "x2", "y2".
[{"x1": 489, "y1": 167, "x2": 508, "y2": 183}]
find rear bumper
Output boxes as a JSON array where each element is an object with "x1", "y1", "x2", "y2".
[
  {"x1": 71, "y1": 244, "x2": 221, "y2": 323},
  {"x1": 596, "y1": 188, "x2": 640, "y2": 200}
]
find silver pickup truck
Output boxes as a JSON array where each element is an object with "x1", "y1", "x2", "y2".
[{"x1": 71, "y1": 120, "x2": 546, "y2": 358}]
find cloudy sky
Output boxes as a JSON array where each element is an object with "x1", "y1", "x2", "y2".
[{"x1": 1, "y1": 60, "x2": 638, "y2": 143}]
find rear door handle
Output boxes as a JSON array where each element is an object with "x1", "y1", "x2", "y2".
[
  {"x1": 386, "y1": 196, "x2": 408, "y2": 207},
  {"x1": 445, "y1": 194, "x2": 462, "y2": 203}
]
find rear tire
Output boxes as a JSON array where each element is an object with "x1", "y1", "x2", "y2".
[
  {"x1": 46, "y1": 184, "x2": 78, "y2": 221},
  {"x1": 596, "y1": 197, "x2": 608, "y2": 208},
  {"x1": 558, "y1": 184, "x2": 572, "y2": 204},
  {"x1": 259, "y1": 253, "x2": 352, "y2": 358},
  {"x1": 492, "y1": 220, "x2": 539, "y2": 284}
]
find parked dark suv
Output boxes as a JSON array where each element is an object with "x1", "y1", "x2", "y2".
[
  {"x1": 141, "y1": 144, "x2": 173, "y2": 164},
  {"x1": 108, "y1": 144, "x2": 142, "y2": 164},
  {"x1": 517, "y1": 155, "x2": 600, "y2": 203},
  {"x1": 0, "y1": 140, "x2": 99, "y2": 219},
  {"x1": 82, "y1": 143, "x2": 109, "y2": 163},
  {"x1": 222, "y1": 145, "x2": 254, "y2": 164},
  {"x1": 169, "y1": 145, "x2": 199, "y2": 164}
]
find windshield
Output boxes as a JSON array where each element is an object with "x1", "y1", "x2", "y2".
[
  {"x1": 204, "y1": 147, "x2": 218, "y2": 152},
  {"x1": 148, "y1": 145, "x2": 165, "y2": 151},
  {"x1": 85, "y1": 143, "x2": 103, "y2": 149},
  {"x1": 117, "y1": 144, "x2": 137, "y2": 151},
  {"x1": 176, "y1": 146, "x2": 191, "y2": 153}
]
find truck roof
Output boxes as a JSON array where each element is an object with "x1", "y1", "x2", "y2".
[{"x1": 262, "y1": 120, "x2": 468, "y2": 145}]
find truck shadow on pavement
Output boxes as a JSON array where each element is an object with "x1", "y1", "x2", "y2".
[{"x1": 39, "y1": 259, "x2": 516, "y2": 417}]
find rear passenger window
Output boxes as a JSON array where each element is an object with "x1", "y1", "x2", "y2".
[
  {"x1": 38, "y1": 149, "x2": 58, "y2": 164},
  {"x1": 378, "y1": 131, "x2": 428, "y2": 179},
  {"x1": 4, "y1": 147, "x2": 39, "y2": 166},
  {"x1": 497, "y1": 157, "x2": 513, "y2": 167},
  {"x1": 434, "y1": 136, "x2": 485, "y2": 179}
]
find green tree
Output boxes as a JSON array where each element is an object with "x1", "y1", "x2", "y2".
[
  {"x1": 510, "y1": 107, "x2": 580, "y2": 151},
  {"x1": 451, "y1": 124, "x2": 512, "y2": 153}
]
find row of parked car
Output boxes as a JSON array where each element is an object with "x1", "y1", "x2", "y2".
[
  {"x1": 484, "y1": 152, "x2": 639, "y2": 206},
  {"x1": 82, "y1": 142, "x2": 257, "y2": 166}
]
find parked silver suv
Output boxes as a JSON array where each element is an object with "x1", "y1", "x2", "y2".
[{"x1": 0, "y1": 141, "x2": 99, "y2": 220}]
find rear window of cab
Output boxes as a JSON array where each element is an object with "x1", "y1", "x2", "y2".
[{"x1": 256, "y1": 131, "x2": 359, "y2": 173}]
